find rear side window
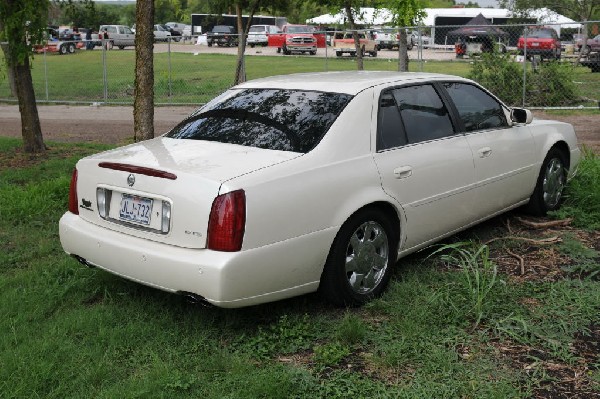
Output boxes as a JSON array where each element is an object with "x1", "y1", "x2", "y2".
[
  {"x1": 166, "y1": 89, "x2": 352, "y2": 153},
  {"x1": 443, "y1": 82, "x2": 508, "y2": 132},
  {"x1": 377, "y1": 84, "x2": 455, "y2": 151}
]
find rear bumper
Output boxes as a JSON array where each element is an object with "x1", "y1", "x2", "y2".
[{"x1": 59, "y1": 212, "x2": 331, "y2": 307}]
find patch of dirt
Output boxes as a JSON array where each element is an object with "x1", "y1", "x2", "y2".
[{"x1": 533, "y1": 111, "x2": 600, "y2": 154}]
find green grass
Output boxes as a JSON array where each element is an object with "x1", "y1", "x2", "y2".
[
  {"x1": 0, "y1": 137, "x2": 599, "y2": 398},
  {"x1": 1, "y1": 50, "x2": 598, "y2": 106}
]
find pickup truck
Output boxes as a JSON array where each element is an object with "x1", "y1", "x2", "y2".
[
  {"x1": 333, "y1": 31, "x2": 377, "y2": 57},
  {"x1": 267, "y1": 24, "x2": 326, "y2": 55}
]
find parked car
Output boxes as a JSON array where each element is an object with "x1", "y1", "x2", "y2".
[
  {"x1": 576, "y1": 34, "x2": 600, "y2": 54},
  {"x1": 267, "y1": 24, "x2": 325, "y2": 55},
  {"x1": 99, "y1": 25, "x2": 135, "y2": 49},
  {"x1": 411, "y1": 31, "x2": 431, "y2": 48},
  {"x1": 517, "y1": 27, "x2": 561, "y2": 60},
  {"x1": 165, "y1": 22, "x2": 186, "y2": 34},
  {"x1": 373, "y1": 29, "x2": 414, "y2": 50},
  {"x1": 153, "y1": 24, "x2": 172, "y2": 42},
  {"x1": 333, "y1": 31, "x2": 378, "y2": 57},
  {"x1": 59, "y1": 71, "x2": 580, "y2": 308},
  {"x1": 247, "y1": 24, "x2": 281, "y2": 47},
  {"x1": 207, "y1": 25, "x2": 238, "y2": 47},
  {"x1": 161, "y1": 24, "x2": 181, "y2": 42}
]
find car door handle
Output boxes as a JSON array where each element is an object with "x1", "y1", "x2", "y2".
[
  {"x1": 393, "y1": 166, "x2": 412, "y2": 179},
  {"x1": 478, "y1": 147, "x2": 492, "y2": 158}
]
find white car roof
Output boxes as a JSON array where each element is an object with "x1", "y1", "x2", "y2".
[{"x1": 235, "y1": 71, "x2": 471, "y2": 95}]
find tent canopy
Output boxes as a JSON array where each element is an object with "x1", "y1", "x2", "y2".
[{"x1": 447, "y1": 13, "x2": 508, "y2": 39}]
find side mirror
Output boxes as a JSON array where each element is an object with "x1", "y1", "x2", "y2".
[{"x1": 511, "y1": 108, "x2": 533, "y2": 125}]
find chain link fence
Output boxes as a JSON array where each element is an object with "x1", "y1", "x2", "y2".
[{"x1": 1, "y1": 20, "x2": 598, "y2": 109}]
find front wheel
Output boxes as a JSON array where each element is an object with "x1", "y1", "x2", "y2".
[
  {"x1": 526, "y1": 148, "x2": 568, "y2": 216},
  {"x1": 59, "y1": 45, "x2": 68, "y2": 55},
  {"x1": 319, "y1": 208, "x2": 398, "y2": 307}
]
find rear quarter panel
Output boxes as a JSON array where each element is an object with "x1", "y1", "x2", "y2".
[{"x1": 527, "y1": 119, "x2": 580, "y2": 178}]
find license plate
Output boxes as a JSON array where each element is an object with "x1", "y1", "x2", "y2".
[
  {"x1": 532, "y1": 42, "x2": 540, "y2": 46},
  {"x1": 119, "y1": 194, "x2": 153, "y2": 225}
]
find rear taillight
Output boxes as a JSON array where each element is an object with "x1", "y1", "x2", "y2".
[
  {"x1": 207, "y1": 190, "x2": 246, "y2": 252},
  {"x1": 68, "y1": 168, "x2": 79, "y2": 215}
]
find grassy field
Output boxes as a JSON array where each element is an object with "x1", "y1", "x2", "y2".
[
  {"x1": 0, "y1": 137, "x2": 599, "y2": 398},
  {"x1": 1, "y1": 50, "x2": 598, "y2": 106}
]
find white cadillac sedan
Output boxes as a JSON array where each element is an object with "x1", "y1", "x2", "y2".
[{"x1": 59, "y1": 71, "x2": 580, "y2": 308}]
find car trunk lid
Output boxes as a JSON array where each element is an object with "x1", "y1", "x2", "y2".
[{"x1": 74, "y1": 137, "x2": 300, "y2": 249}]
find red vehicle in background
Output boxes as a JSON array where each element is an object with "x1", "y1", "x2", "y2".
[
  {"x1": 268, "y1": 24, "x2": 326, "y2": 55},
  {"x1": 517, "y1": 27, "x2": 561, "y2": 60}
]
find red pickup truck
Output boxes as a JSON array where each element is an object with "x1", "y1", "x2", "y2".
[{"x1": 267, "y1": 24, "x2": 326, "y2": 55}]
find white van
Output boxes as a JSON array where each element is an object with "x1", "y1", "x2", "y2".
[
  {"x1": 99, "y1": 25, "x2": 135, "y2": 49},
  {"x1": 247, "y1": 25, "x2": 280, "y2": 47}
]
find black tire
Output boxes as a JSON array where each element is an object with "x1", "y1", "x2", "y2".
[
  {"x1": 250, "y1": 43, "x2": 255, "y2": 48},
  {"x1": 336, "y1": 51, "x2": 342, "y2": 57},
  {"x1": 68, "y1": 43, "x2": 75, "y2": 53},
  {"x1": 118, "y1": 45, "x2": 125, "y2": 50},
  {"x1": 208, "y1": 42, "x2": 213, "y2": 47},
  {"x1": 370, "y1": 50, "x2": 377, "y2": 57},
  {"x1": 310, "y1": 50, "x2": 316, "y2": 55},
  {"x1": 526, "y1": 148, "x2": 568, "y2": 216},
  {"x1": 59, "y1": 45, "x2": 68, "y2": 55},
  {"x1": 319, "y1": 208, "x2": 398, "y2": 307},
  {"x1": 283, "y1": 46, "x2": 291, "y2": 55}
]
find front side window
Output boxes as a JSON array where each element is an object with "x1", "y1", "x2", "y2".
[
  {"x1": 166, "y1": 89, "x2": 352, "y2": 153},
  {"x1": 377, "y1": 84, "x2": 455, "y2": 151},
  {"x1": 443, "y1": 82, "x2": 508, "y2": 132}
]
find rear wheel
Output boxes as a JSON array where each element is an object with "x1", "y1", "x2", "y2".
[
  {"x1": 319, "y1": 208, "x2": 398, "y2": 307},
  {"x1": 59, "y1": 45, "x2": 68, "y2": 55},
  {"x1": 526, "y1": 148, "x2": 568, "y2": 216},
  {"x1": 68, "y1": 43, "x2": 75, "y2": 53},
  {"x1": 118, "y1": 45, "x2": 125, "y2": 50},
  {"x1": 336, "y1": 51, "x2": 342, "y2": 57},
  {"x1": 310, "y1": 50, "x2": 316, "y2": 55}
]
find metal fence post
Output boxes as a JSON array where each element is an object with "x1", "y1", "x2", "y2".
[
  {"x1": 43, "y1": 49, "x2": 49, "y2": 102},
  {"x1": 168, "y1": 38, "x2": 172, "y2": 101},
  {"x1": 102, "y1": 39, "x2": 108, "y2": 104},
  {"x1": 522, "y1": 28, "x2": 527, "y2": 108}
]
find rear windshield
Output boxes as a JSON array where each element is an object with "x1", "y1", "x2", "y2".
[
  {"x1": 166, "y1": 89, "x2": 353, "y2": 153},
  {"x1": 287, "y1": 26, "x2": 313, "y2": 34},
  {"x1": 249, "y1": 26, "x2": 265, "y2": 33},
  {"x1": 527, "y1": 29, "x2": 554, "y2": 39}
]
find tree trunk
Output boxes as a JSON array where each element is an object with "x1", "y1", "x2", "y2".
[
  {"x1": 133, "y1": 0, "x2": 155, "y2": 142},
  {"x1": 397, "y1": 29, "x2": 409, "y2": 72},
  {"x1": 14, "y1": 56, "x2": 46, "y2": 153},
  {"x1": 344, "y1": 4, "x2": 363, "y2": 71},
  {"x1": 234, "y1": 0, "x2": 260, "y2": 85}
]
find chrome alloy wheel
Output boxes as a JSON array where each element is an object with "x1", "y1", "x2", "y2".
[
  {"x1": 345, "y1": 221, "x2": 389, "y2": 294},
  {"x1": 542, "y1": 158, "x2": 565, "y2": 209}
]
